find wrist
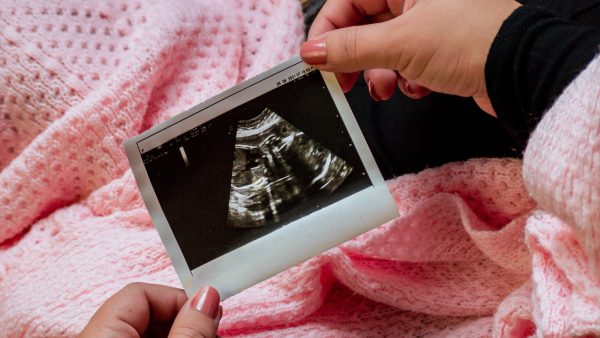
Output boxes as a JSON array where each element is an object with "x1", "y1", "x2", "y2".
[{"x1": 473, "y1": 0, "x2": 521, "y2": 115}]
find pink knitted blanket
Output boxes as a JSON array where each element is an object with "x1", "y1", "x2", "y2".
[{"x1": 1, "y1": 0, "x2": 599, "y2": 336}]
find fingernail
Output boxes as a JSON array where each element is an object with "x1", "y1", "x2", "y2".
[
  {"x1": 191, "y1": 287, "x2": 220, "y2": 319},
  {"x1": 408, "y1": 82, "x2": 431, "y2": 98},
  {"x1": 367, "y1": 80, "x2": 382, "y2": 101},
  {"x1": 399, "y1": 78, "x2": 431, "y2": 99},
  {"x1": 300, "y1": 38, "x2": 327, "y2": 65}
]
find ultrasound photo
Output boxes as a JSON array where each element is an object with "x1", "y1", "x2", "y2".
[
  {"x1": 228, "y1": 107, "x2": 353, "y2": 228},
  {"x1": 140, "y1": 68, "x2": 372, "y2": 272}
]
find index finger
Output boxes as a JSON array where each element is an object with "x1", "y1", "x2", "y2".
[{"x1": 308, "y1": 0, "x2": 403, "y2": 39}]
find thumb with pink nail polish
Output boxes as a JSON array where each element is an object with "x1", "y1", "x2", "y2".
[{"x1": 169, "y1": 286, "x2": 221, "y2": 338}]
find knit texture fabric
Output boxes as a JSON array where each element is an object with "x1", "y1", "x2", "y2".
[{"x1": 1, "y1": 0, "x2": 599, "y2": 337}]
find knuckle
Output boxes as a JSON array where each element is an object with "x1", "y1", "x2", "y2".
[
  {"x1": 343, "y1": 28, "x2": 359, "y2": 66},
  {"x1": 125, "y1": 282, "x2": 141, "y2": 289},
  {"x1": 122, "y1": 282, "x2": 144, "y2": 293}
]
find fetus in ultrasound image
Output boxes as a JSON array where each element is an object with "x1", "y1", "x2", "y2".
[{"x1": 227, "y1": 107, "x2": 353, "y2": 228}]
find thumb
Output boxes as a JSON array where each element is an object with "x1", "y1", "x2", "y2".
[
  {"x1": 168, "y1": 287, "x2": 222, "y2": 338},
  {"x1": 300, "y1": 20, "x2": 403, "y2": 73}
]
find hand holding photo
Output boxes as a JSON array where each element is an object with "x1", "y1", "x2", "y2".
[{"x1": 124, "y1": 57, "x2": 398, "y2": 300}]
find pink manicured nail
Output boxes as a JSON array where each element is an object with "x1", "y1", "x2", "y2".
[
  {"x1": 300, "y1": 38, "x2": 327, "y2": 65},
  {"x1": 399, "y1": 78, "x2": 431, "y2": 99},
  {"x1": 367, "y1": 80, "x2": 382, "y2": 101},
  {"x1": 190, "y1": 287, "x2": 220, "y2": 319},
  {"x1": 407, "y1": 82, "x2": 431, "y2": 98}
]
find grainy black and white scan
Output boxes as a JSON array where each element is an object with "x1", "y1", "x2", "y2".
[
  {"x1": 142, "y1": 70, "x2": 371, "y2": 271},
  {"x1": 228, "y1": 107, "x2": 354, "y2": 228}
]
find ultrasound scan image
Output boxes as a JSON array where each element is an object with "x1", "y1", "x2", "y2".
[{"x1": 227, "y1": 108, "x2": 353, "y2": 228}]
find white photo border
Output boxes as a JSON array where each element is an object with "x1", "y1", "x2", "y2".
[{"x1": 124, "y1": 56, "x2": 398, "y2": 299}]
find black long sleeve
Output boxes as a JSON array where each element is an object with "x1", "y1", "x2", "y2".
[{"x1": 486, "y1": 5, "x2": 600, "y2": 147}]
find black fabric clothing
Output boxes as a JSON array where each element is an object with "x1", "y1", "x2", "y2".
[
  {"x1": 347, "y1": 82, "x2": 518, "y2": 179},
  {"x1": 487, "y1": 4, "x2": 600, "y2": 147},
  {"x1": 519, "y1": 0, "x2": 600, "y2": 23}
]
